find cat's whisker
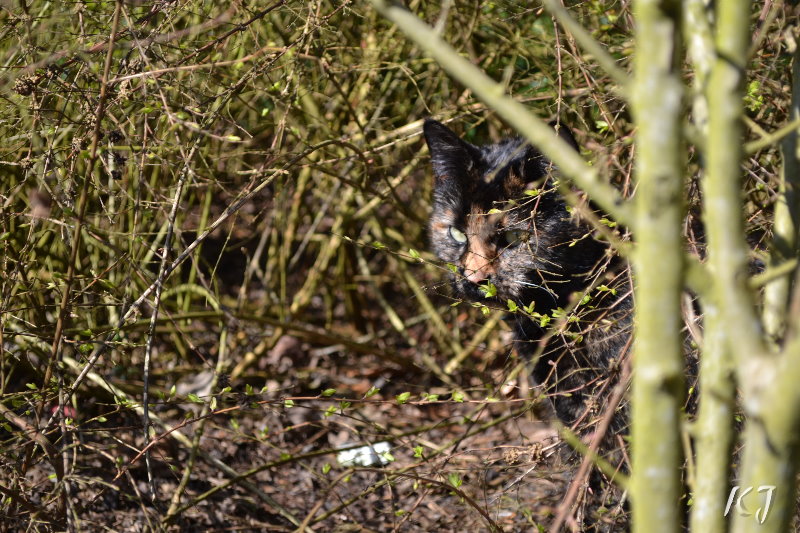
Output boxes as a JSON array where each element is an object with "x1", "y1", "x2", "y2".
[{"x1": 515, "y1": 280, "x2": 559, "y2": 298}]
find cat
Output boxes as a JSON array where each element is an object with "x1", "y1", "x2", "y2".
[{"x1": 423, "y1": 118, "x2": 633, "y2": 430}]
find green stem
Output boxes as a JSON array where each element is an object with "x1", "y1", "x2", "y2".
[{"x1": 629, "y1": 0, "x2": 686, "y2": 531}]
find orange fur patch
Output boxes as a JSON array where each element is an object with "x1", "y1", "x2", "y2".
[{"x1": 463, "y1": 207, "x2": 498, "y2": 283}]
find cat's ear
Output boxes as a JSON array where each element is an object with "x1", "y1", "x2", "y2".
[
  {"x1": 423, "y1": 119, "x2": 480, "y2": 181},
  {"x1": 550, "y1": 121, "x2": 579, "y2": 152},
  {"x1": 508, "y1": 123, "x2": 579, "y2": 195},
  {"x1": 525, "y1": 122, "x2": 579, "y2": 181}
]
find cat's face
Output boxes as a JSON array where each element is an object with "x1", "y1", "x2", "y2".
[{"x1": 424, "y1": 119, "x2": 603, "y2": 312}]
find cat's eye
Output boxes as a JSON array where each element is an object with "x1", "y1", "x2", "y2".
[
  {"x1": 503, "y1": 229, "x2": 529, "y2": 246},
  {"x1": 448, "y1": 226, "x2": 468, "y2": 244}
]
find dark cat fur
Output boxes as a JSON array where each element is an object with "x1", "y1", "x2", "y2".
[{"x1": 424, "y1": 119, "x2": 633, "y2": 428}]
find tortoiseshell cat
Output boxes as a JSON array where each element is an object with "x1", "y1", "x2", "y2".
[{"x1": 424, "y1": 119, "x2": 633, "y2": 428}]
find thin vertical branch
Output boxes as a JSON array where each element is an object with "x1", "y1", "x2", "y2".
[
  {"x1": 629, "y1": 0, "x2": 685, "y2": 532},
  {"x1": 39, "y1": 0, "x2": 121, "y2": 417},
  {"x1": 164, "y1": 324, "x2": 228, "y2": 522},
  {"x1": 27, "y1": 2, "x2": 122, "y2": 522},
  {"x1": 141, "y1": 144, "x2": 194, "y2": 502},
  {"x1": 684, "y1": 0, "x2": 714, "y2": 134},
  {"x1": 690, "y1": 301, "x2": 736, "y2": 533},
  {"x1": 684, "y1": 2, "x2": 738, "y2": 530},
  {"x1": 704, "y1": 0, "x2": 765, "y2": 362},
  {"x1": 542, "y1": 0, "x2": 630, "y2": 90},
  {"x1": 762, "y1": 43, "x2": 800, "y2": 343}
]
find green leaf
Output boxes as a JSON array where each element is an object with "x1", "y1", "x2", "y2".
[
  {"x1": 452, "y1": 390, "x2": 464, "y2": 402},
  {"x1": 413, "y1": 446, "x2": 424, "y2": 458},
  {"x1": 507, "y1": 299, "x2": 518, "y2": 312},
  {"x1": 365, "y1": 386, "x2": 379, "y2": 398},
  {"x1": 447, "y1": 472, "x2": 462, "y2": 488},
  {"x1": 479, "y1": 281, "x2": 496, "y2": 298},
  {"x1": 321, "y1": 388, "x2": 337, "y2": 397},
  {"x1": 381, "y1": 451, "x2": 395, "y2": 463},
  {"x1": 597, "y1": 285, "x2": 617, "y2": 295},
  {"x1": 599, "y1": 217, "x2": 617, "y2": 228},
  {"x1": 187, "y1": 393, "x2": 202, "y2": 403},
  {"x1": 745, "y1": 80, "x2": 765, "y2": 112},
  {"x1": 322, "y1": 463, "x2": 331, "y2": 474},
  {"x1": 284, "y1": 399, "x2": 295, "y2": 408},
  {"x1": 396, "y1": 392, "x2": 411, "y2": 404},
  {"x1": 409, "y1": 248, "x2": 421, "y2": 259}
]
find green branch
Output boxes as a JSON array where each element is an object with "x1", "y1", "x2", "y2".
[
  {"x1": 628, "y1": 0, "x2": 686, "y2": 531},
  {"x1": 762, "y1": 46, "x2": 800, "y2": 343},
  {"x1": 733, "y1": 22, "x2": 800, "y2": 533}
]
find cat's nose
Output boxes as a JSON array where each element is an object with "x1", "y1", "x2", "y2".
[
  {"x1": 465, "y1": 268, "x2": 489, "y2": 284},
  {"x1": 462, "y1": 251, "x2": 495, "y2": 284}
]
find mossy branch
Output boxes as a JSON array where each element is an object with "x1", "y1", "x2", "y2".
[
  {"x1": 762, "y1": 44, "x2": 800, "y2": 343},
  {"x1": 689, "y1": 300, "x2": 736, "y2": 533},
  {"x1": 733, "y1": 27, "x2": 800, "y2": 533},
  {"x1": 628, "y1": 0, "x2": 686, "y2": 531}
]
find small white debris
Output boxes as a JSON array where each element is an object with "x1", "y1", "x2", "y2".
[{"x1": 336, "y1": 442, "x2": 392, "y2": 467}]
